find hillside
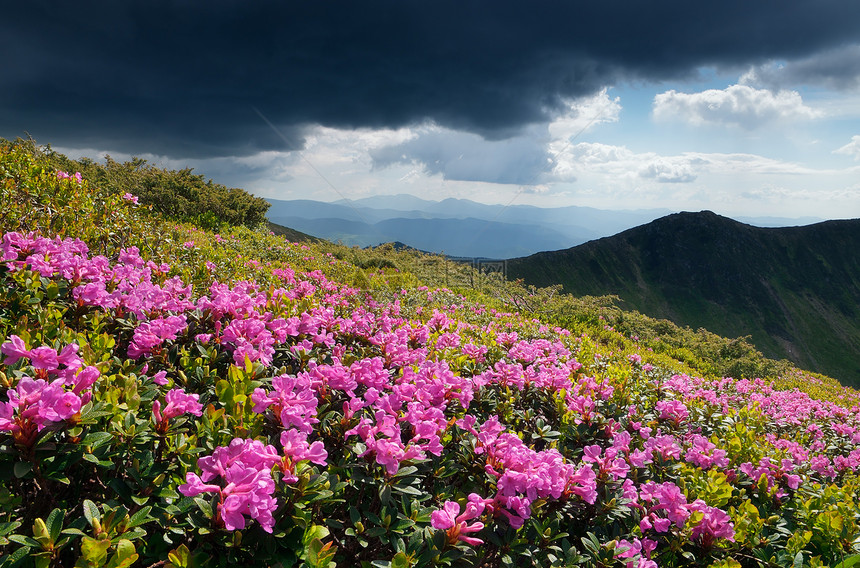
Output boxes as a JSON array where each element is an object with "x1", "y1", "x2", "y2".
[
  {"x1": 507, "y1": 211, "x2": 860, "y2": 385},
  {"x1": 5, "y1": 140, "x2": 860, "y2": 568}
]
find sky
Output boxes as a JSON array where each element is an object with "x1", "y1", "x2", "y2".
[{"x1": 3, "y1": 1, "x2": 860, "y2": 220}]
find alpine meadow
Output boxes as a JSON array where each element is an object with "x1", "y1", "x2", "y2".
[{"x1": 3, "y1": 138, "x2": 860, "y2": 568}]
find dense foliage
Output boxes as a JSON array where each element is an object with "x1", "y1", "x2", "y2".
[
  {"x1": 2, "y1": 141, "x2": 860, "y2": 568},
  {"x1": 14, "y1": 138, "x2": 271, "y2": 230}
]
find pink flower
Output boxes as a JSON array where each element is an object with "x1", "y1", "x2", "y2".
[
  {"x1": 122, "y1": 192, "x2": 139, "y2": 204},
  {"x1": 153, "y1": 388, "x2": 203, "y2": 429},
  {"x1": 1, "y1": 376, "x2": 83, "y2": 436},
  {"x1": 56, "y1": 171, "x2": 82, "y2": 183},
  {"x1": 128, "y1": 315, "x2": 188, "y2": 359},
  {"x1": 179, "y1": 438, "x2": 281, "y2": 533},
  {"x1": 690, "y1": 500, "x2": 735, "y2": 547},
  {"x1": 252, "y1": 373, "x2": 319, "y2": 433},
  {"x1": 655, "y1": 399, "x2": 689, "y2": 424},
  {"x1": 430, "y1": 496, "x2": 486, "y2": 546},
  {"x1": 28, "y1": 346, "x2": 59, "y2": 371},
  {"x1": 279, "y1": 429, "x2": 328, "y2": 482},
  {"x1": 177, "y1": 472, "x2": 221, "y2": 496},
  {"x1": 1, "y1": 335, "x2": 30, "y2": 366}
]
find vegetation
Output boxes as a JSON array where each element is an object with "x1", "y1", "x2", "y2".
[
  {"x1": 17, "y1": 137, "x2": 271, "y2": 231},
  {"x1": 2, "y1": 138, "x2": 860, "y2": 568}
]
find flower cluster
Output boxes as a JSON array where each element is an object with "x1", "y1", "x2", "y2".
[
  {"x1": 0, "y1": 336, "x2": 99, "y2": 445},
  {"x1": 4, "y1": 212, "x2": 860, "y2": 568},
  {"x1": 179, "y1": 438, "x2": 281, "y2": 532}
]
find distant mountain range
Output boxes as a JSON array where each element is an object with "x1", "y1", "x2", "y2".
[
  {"x1": 507, "y1": 211, "x2": 860, "y2": 385},
  {"x1": 266, "y1": 195, "x2": 821, "y2": 258}
]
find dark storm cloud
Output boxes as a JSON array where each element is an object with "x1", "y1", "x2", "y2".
[
  {"x1": 3, "y1": 0, "x2": 860, "y2": 158},
  {"x1": 370, "y1": 128, "x2": 552, "y2": 185},
  {"x1": 742, "y1": 45, "x2": 860, "y2": 91}
]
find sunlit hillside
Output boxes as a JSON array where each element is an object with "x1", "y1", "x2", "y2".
[{"x1": 2, "y1": 139, "x2": 860, "y2": 568}]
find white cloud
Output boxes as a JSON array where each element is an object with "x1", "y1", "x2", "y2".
[
  {"x1": 834, "y1": 135, "x2": 860, "y2": 161},
  {"x1": 551, "y1": 142, "x2": 700, "y2": 183},
  {"x1": 638, "y1": 159, "x2": 697, "y2": 183},
  {"x1": 369, "y1": 123, "x2": 551, "y2": 185},
  {"x1": 653, "y1": 84, "x2": 823, "y2": 129},
  {"x1": 547, "y1": 88, "x2": 622, "y2": 142}
]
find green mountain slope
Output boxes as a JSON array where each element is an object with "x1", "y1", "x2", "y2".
[{"x1": 507, "y1": 211, "x2": 860, "y2": 385}]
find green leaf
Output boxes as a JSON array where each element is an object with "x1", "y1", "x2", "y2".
[
  {"x1": 46, "y1": 508, "x2": 64, "y2": 543},
  {"x1": 791, "y1": 552, "x2": 804, "y2": 568},
  {"x1": 349, "y1": 507, "x2": 361, "y2": 525},
  {"x1": 167, "y1": 543, "x2": 191, "y2": 567},
  {"x1": 391, "y1": 552, "x2": 412, "y2": 568},
  {"x1": 6, "y1": 545, "x2": 32, "y2": 564},
  {"x1": 82, "y1": 432, "x2": 115, "y2": 448},
  {"x1": 834, "y1": 555, "x2": 860, "y2": 568},
  {"x1": 379, "y1": 484, "x2": 392, "y2": 504},
  {"x1": 306, "y1": 538, "x2": 336, "y2": 568},
  {"x1": 83, "y1": 500, "x2": 101, "y2": 527},
  {"x1": 34, "y1": 552, "x2": 51, "y2": 568},
  {"x1": 82, "y1": 453, "x2": 115, "y2": 468},
  {"x1": 126, "y1": 506, "x2": 153, "y2": 530},
  {"x1": 80, "y1": 536, "x2": 111, "y2": 564},
  {"x1": 193, "y1": 497, "x2": 213, "y2": 519},
  {"x1": 302, "y1": 524, "x2": 330, "y2": 548},
  {"x1": 8, "y1": 534, "x2": 42, "y2": 548},
  {"x1": 393, "y1": 466, "x2": 419, "y2": 477},
  {"x1": 13, "y1": 461, "x2": 33, "y2": 478},
  {"x1": 105, "y1": 539, "x2": 138, "y2": 568}
]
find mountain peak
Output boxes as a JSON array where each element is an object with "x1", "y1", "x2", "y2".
[{"x1": 508, "y1": 216, "x2": 860, "y2": 384}]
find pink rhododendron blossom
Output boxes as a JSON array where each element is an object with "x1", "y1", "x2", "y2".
[
  {"x1": 1, "y1": 377, "x2": 82, "y2": 436},
  {"x1": 28, "y1": 346, "x2": 59, "y2": 371},
  {"x1": 56, "y1": 171, "x2": 82, "y2": 183},
  {"x1": 279, "y1": 429, "x2": 328, "y2": 483},
  {"x1": 128, "y1": 315, "x2": 188, "y2": 358},
  {"x1": 179, "y1": 438, "x2": 281, "y2": 532},
  {"x1": 1, "y1": 335, "x2": 30, "y2": 366},
  {"x1": 655, "y1": 399, "x2": 689, "y2": 424},
  {"x1": 153, "y1": 388, "x2": 203, "y2": 429},
  {"x1": 430, "y1": 495, "x2": 486, "y2": 546},
  {"x1": 221, "y1": 318, "x2": 275, "y2": 366},
  {"x1": 252, "y1": 373, "x2": 319, "y2": 433},
  {"x1": 151, "y1": 371, "x2": 169, "y2": 386},
  {"x1": 690, "y1": 500, "x2": 735, "y2": 547}
]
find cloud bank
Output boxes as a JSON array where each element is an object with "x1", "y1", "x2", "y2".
[
  {"x1": 2, "y1": 1, "x2": 860, "y2": 157},
  {"x1": 653, "y1": 85, "x2": 823, "y2": 129}
]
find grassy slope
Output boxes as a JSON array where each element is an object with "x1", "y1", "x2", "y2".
[{"x1": 7, "y1": 141, "x2": 860, "y2": 567}]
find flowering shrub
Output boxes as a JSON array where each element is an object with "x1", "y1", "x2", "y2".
[{"x1": 2, "y1": 146, "x2": 860, "y2": 567}]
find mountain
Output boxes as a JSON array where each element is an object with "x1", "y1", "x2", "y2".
[
  {"x1": 507, "y1": 211, "x2": 860, "y2": 385},
  {"x1": 265, "y1": 196, "x2": 675, "y2": 257},
  {"x1": 265, "y1": 215, "x2": 575, "y2": 257},
  {"x1": 266, "y1": 221, "x2": 321, "y2": 243}
]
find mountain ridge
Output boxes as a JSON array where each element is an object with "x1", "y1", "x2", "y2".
[
  {"x1": 266, "y1": 196, "x2": 820, "y2": 258},
  {"x1": 507, "y1": 211, "x2": 860, "y2": 384}
]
